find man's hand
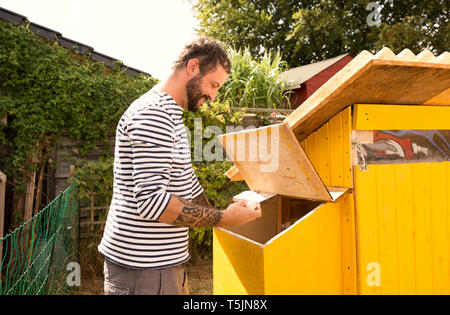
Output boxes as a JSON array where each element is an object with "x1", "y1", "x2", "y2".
[
  {"x1": 218, "y1": 201, "x2": 262, "y2": 227},
  {"x1": 157, "y1": 194, "x2": 261, "y2": 228}
]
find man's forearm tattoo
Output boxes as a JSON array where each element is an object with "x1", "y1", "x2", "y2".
[
  {"x1": 172, "y1": 195, "x2": 223, "y2": 227},
  {"x1": 192, "y1": 192, "x2": 213, "y2": 208}
]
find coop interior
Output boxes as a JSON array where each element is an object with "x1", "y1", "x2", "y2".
[{"x1": 223, "y1": 195, "x2": 324, "y2": 245}]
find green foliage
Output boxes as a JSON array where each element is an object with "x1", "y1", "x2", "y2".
[
  {"x1": 184, "y1": 101, "x2": 248, "y2": 259},
  {"x1": 68, "y1": 157, "x2": 114, "y2": 226},
  {"x1": 193, "y1": 161, "x2": 247, "y2": 209},
  {"x1": 193, "y1": 0, "x2": 449, "y2": 67},
  {"x1": 68, "y1": 156, "x2": 114, "y2": 207},
  {"x1": 184, "y1": 100, "x2": 249, "y2": 210},
  {"x1": 218, "y1": 48, "x2": 291, "y2": 109},
  {"x1": 0, "y1": 18, "x2": 290, "y2": 256},
  {"x1": 193, "y1": 0, "x2": 303, "y2": 66},
  {"x1": 0, "y1": 20, "x2": 158, "y2": 195},
  {"x1": 188, "y1": 225, "x2": 213, "y2": 261}
]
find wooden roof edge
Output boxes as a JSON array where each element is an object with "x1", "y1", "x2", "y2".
[
  {"x1": 284, "y1": 50, "x2": 375, "y2": 132},
  {"x1": 370, "y1": 58, "x2": 450, "y2": 69},
  {"x1": 284, "y1": 48, "x2": 450, "y2": 135}
]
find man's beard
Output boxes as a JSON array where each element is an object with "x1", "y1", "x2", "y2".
[{"x1": 186, "y1": 74, "x2": 209, "y2": 112}]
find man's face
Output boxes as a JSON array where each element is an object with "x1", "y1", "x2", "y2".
[{"x1": 186, "y1": 64, "x2": 228, "y2": 112}]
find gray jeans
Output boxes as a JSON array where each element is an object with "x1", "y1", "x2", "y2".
[{"x1": 103, "y1": 259, "x2": 189, "y2": 295}]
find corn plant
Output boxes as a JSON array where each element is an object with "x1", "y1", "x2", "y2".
[{"x1": 218, "y1": 47, "x2": 292, "y2": 109}]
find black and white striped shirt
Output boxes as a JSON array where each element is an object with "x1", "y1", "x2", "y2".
[{"x1": 98, "y1": 89, "x2": 204, "y2": 269}]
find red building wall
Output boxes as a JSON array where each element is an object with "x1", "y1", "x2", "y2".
[{"x1": 289, "y1": 55, "x2": 353, "y2": 109}]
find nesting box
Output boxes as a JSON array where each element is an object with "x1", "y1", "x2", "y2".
[{"x1": 214, "y1": 48, "x2": 450, "y2": 295}]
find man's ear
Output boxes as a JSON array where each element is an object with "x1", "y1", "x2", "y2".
[{"x1": 186, "y1": 58, "x2": 200, "y2": 77}]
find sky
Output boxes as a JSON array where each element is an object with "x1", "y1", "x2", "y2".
[{"x1": 0, "y1": 0, "x2": 199, "y2": 79}]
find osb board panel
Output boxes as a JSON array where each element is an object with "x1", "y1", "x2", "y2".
[
  {"x1": 263, "y1": 201, "x2": 344, "y2": 294},
  {"x1": 300, "y1": 107, "x2": 353, "y2": 188},
  {"x1": 225, "y1": 106, "x2": 353, "y2": 187},
  {"x1": 214, "y1": 194, "x2": 356, "y2": 294},
  {"x1": 286, "y1": 60, "x2": 450, "y2": 142},
  {"x1": 340, "y1": 193, "x2": 357, "y2": 295},
  {"x1": 213, "y1": 227, "x2": 265, "y2": 295},
  {"x1": 218, "y1": 123, "x2": 332, "y2": 201},
  {"x1": 353, "y1": 104, "x2": 450, "y2": 130},
  {"x1": 280, "y1": 197, "x2": 323, "y2": 230},
  {"x1": 225, "y1": 196, "x2": 281, "y2": 245},
  {"x1": 354, "y1": 162, "x2": 450, "y2": 294}
]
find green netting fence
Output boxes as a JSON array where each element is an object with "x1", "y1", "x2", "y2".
[{"x1": 0, "y1": 181, "x2": 80, "y2": 295}]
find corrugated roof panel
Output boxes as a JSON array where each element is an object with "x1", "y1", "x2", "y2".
[
  {"x1": 397, "y1": 49, "x2": 417, "y2": 61},
  {"x1": 436, "y1": 52, "x2": 450, "y2": 64},
  {"x1": 375, "y1": 47, "x2": 397, "y2": 60},
  {"x1": 417, "y1": 49, "x2": 436, "y2": 62}
]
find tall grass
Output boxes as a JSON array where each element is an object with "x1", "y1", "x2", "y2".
[{"x1": 218, "y1": 47, "x2": 292, "y2": 109}]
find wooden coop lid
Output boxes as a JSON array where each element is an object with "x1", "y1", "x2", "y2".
[
  {"x1": 218, "y1": 122, "x2": 349, "y2": 202},
  {"x1": 224, "y1": 47, "x2": 450, "y2": 183}
]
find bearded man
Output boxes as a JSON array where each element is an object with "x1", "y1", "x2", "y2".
[{"x1": 98, "y1": 37, "x2": 261, "y2": 295}]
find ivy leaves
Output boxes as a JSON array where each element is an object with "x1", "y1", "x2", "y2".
[{"x1": 0, "y1": 20, "x2": 158, "y2": 191}]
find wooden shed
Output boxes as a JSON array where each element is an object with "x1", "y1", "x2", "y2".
[
  {"x1": 280, "y1": 53, "x2": 353, "y2": 109},
  {"x1": 214, "y1": 47, "x2": 450, "y2": 295}
]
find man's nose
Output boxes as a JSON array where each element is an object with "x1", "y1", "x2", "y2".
[{"x1": 208, "y1": 92, "x2": 216, "y2": 102}]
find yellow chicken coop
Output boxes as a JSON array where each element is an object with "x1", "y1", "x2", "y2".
[{"x1": 213, "y1": 47, "x2": 450, "y2": 295}]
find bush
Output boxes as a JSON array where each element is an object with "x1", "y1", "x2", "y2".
[
  {"x1": 183, "y1": 101, "x2": 248, "y2": 260},
  {"x1": 69, "y1": 156, "x2": 114, "y2": 209},
  {"x1": 184, "y1": 99, "x2": 250, "y2": 207}
]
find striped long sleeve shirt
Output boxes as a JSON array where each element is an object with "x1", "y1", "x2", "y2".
[{"x1": 98, "y1": 89, "x2": 204, "y2": 269}]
